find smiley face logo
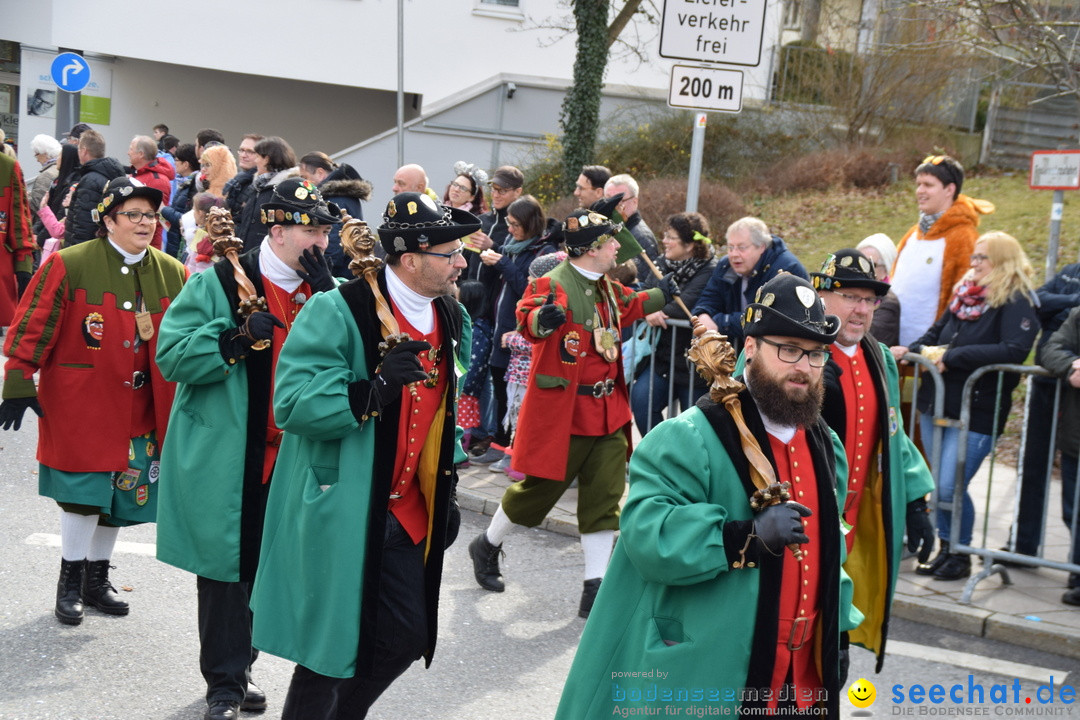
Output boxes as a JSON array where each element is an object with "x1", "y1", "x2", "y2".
[{"x1": 848, "y1": 678, "x2": 876, "y2": 709}]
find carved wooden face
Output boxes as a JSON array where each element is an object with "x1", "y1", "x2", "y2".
[{"x1": 206, "y1": 207, "x2": 235, "y2": 238}]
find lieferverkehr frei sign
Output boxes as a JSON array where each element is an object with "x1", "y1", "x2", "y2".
[{"x1": 659, "y1": 0, "x2": 769, "y2": 67}]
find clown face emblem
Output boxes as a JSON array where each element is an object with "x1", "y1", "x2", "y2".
[
  {"x1": 83, "y1": 312, "x2": 104, "y2": 349},
  {"x1": 560, "y1": 331, "x2": 581, "y2": 364}
]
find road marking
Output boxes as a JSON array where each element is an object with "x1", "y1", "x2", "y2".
[
  {"x1": 888, "y1": 640, "x2": 1070, "y2": 683},
  {"x1": 25, "y1": 533, "x2": 156, "y2": 557}
]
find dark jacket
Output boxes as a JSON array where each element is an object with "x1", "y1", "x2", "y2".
[
  {"x1": 639, "y1": 256, "x2": 717, "y2": 386},
  {"x1": 160, "y1": 174, "x2": 196, "y2": 257},
  {"x1": 625, "y1": 213, "x2": 659, "y2": 283},
  {"x1": 691, "y1": 235, "x2": 808, "y2": 350},
  {"x1": 913, "y1": 291, "x2": 1040, "y2": 435},
  {"x1": 237, "y1": 168, "x2": 299, "y2": 252},
  {"x1": 1035, "y1": 262, "x2": 1080, "y2": 352},
  {"x1": 871, "y1": 290, "x2": 901, "y2": 347},
  {"x1": 131, "y1": 157, "x2": 175, "y2": 251},
  {"x1": 468, "y1": 206, "x2": 512, "y2": 322},
  {"x1": 1039, "y1": 305, "x2": 1080, "y2": 457},
  {"x1": 225, "y1": 167, "x2": 255, "y2": 221},
  {"x1": 318, "y1": 165, "x2": 372, "y2": 278},
  {"x1": 65, "y1": 156, "x2": 126, "y2": 246},
  {"x1": 488, "y1": 236, "x2": 555, "y2": 368}
]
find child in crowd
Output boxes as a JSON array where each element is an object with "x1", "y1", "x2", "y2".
[
  {"x1": 183, "y1": 192, "x2": 226, "y2": 274},
  {"x1": 457, "y1": 280, "x2": 493, "y2": 466}
]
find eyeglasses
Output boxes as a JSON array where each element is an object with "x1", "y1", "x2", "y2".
[
  {"x1": 416, "y1": 244, "x2": 466, "y2": 264},
  {"x1": 831, "y1": 289, "x2": 883, "y2": 308},
  {"x1": 725, "y1": 243, "x2": 755, "y2": 254},
  {"x1": 237, "y1": 148, "x2": 257, "y2": 155},
  {"x1": 490, "y1": 185, "x2": 515, "y2": 196},
  {"x1": 756, "y1": 336, "x2": 831, "y2": 368},
  {"x1": 970, "y1": 253, "x2": 990, "y2": 263},
  {"x1": 450, "y1": 181, "x2": 472, "y2": 193},
  {"x1": 115, "y1": 211, "x2": 158, "y2": 224},
  {"x1": 507, "y1": 218, "x2": 523, "y2": 229}
]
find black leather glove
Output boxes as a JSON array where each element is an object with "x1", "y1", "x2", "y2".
[
  {"x1": 906, "y1": 497, "x2": 935, "y2": 564},
  {"x1": 15, "y1": 271, "x2": 31, "y2": 299},
  {"x1": 347, "y1": 340, "x2": 432, "y2": 421},
  {"x1": 297, "y1": 246, "x2": 336, "y2": 294},
  {"x1": 218, "y1": 311, "x2": 285, "y2": 362},
  {"x1": 535, "y1": 292, "x2": 566, "y2": 332},
  {"x1": 0, "y1": 396, "x2": 44, "y2": 431},
  {"x1": 656, "y1": 272, "x2": 681, "y2": 302},
  {"x1": 753, "y1": 501, "x2": 812, "y2": 553}
]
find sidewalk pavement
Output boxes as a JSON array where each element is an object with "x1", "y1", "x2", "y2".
[{"x1": 456, "y1": 453, "x2": 1080, "y2": 660}]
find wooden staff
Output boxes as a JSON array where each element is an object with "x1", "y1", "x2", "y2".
[
  {"x1": 338, "y1": 214, "x2": 412, "y2": 355},
  {"x1": 207, "y1": 206, "x2": 270, "y2": 351}
]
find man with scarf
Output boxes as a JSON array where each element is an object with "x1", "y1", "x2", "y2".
[
  {"x1": 556, "y1": 273, "x2": 860, "y2": 717},
  {"x1": 467, "y1": 208, "x2": 678, "y2": 617},
  {"x1": 156, "y1": 178, "x2": 340, "y2": 720},
  {"x1": 249, "y1": 192, "x2": 476, "y2": 719},
  {"x1": 813, "y1": 248, "x2": 936, "y2": 672}
]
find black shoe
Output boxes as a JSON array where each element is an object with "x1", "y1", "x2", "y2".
[
  {"x1": 206, "y1": 699, "x2": 240, "y2": 720},
  {"x1": 82, "y1": 560, "x2": 130, "y2": 615},
  {"x1": 55, "y1": 558, "x2": 84, "y2": 626},
  {"x1": 1063, "y1": 587, "x2": 1080, "y2": 606},
  {"x1": 932, "y1": 553, "x2": 972, "y2": 580},
  {"x1": 468, "y1": 532, "x2": 505, "y2": 592},
  {"x1": 240, "y1": 680, "x2": 266, "y2": 712},
  {"x1": 915, "y1": 541, "x2": 950, "y2": 576},
  {"x1": 579, "y1": 578, "x2": 602, "y2": 619}
]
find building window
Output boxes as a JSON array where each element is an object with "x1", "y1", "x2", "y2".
[
  {"x1": 474, "y1": 0, "x2": 523, "y2": 19},
  {"x1": 782, "y1": 0, "x2": 802, "y2": 30},
  {"x1": 483, "y1": 0, "x2": 519, "y2": 5}
]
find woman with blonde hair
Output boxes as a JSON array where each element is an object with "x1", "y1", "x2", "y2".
[
  {"x1": 891, "y1": 231, "x2": 1040, "y2": 580},
  {"x1": 199, "y1": 144, "x2": 237, "y2": 198}
]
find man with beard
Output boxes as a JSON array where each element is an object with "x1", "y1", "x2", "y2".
[
  {"x1": 249, "y1": 192, "x2": 477, "y2": 719},
  {"x1": 555, "y1": 273, "x2": 861, "y2": 718},
  {"x1": 467, "y1": 208, "x2": 678, "y2": 617},
  {"x1": 812, "y1": 248, "x2": 935, "y2": 672}
]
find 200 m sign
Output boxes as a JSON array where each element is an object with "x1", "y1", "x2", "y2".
[{"x1": 668, "y1": 65, "x2": 743, "y2": 113}]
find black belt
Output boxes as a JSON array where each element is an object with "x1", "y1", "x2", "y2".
[{"x1": 577, "y1": 378, "x2": 616, "y2": 398}]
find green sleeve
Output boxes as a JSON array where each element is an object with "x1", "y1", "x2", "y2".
[{"x1": 156, "y1": 270, "x2": 242, "y2": 385}]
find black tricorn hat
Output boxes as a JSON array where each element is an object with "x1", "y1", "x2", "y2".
[
  {"x1": 92, "y1": 176, "x2": 163, "y2": 227},
  {"x1": 590, "y1": 192, "x2": 623, "y2": 220},
  {"x1": 377, "y1": 192, "x2": 481, "y2": 254},
  {"x1": 811, "y1": 248, "x2": 889, "y2": 296},
  {"x1": 562, "y1": 208, "x2": 615, "y2": 250},
  {"x1": 261, "y1": 178, "x2": 342, "y2": 227},
  {"x1": 743, "y1": 273, "x2": 840, "y2": 344}
]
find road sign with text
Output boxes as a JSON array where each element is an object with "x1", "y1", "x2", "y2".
[
  {"x1": 668, "y1": 65, "x2": 743, "y2": 113},
  {"x1": 659, "y1": 0, "x2": 768, "y2": 67},
  {"x1": 1029, "y1": 150, "x2": 1080, "y2": 191}
]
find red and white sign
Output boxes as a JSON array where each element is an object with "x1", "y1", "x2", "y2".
[{"x1": 1030, "y1": 150, "x2": 1080, "y2": 190}]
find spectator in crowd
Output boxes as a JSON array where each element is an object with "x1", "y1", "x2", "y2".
[
  {"x1": 161, "y1": 143, "x2": 199, "y2": 257},
  {"x1": 195, "y1": 128, "x2": 226, "y2": 158},
  {"x1": 29, "y1": 134, "x2": 63, "y2": 249},
  {"x1": 158, "y1": 134, "x2": 179, "y2": 170},
  {"x1": 0, "y1": 177, "x2": 186, "y2": 625},
  {"x1": 631, "y1": 211, "x2": 716, "y2": 433},
  {"x1": 443, "y1": 160, "x2": 488, "y2": 214},
  {"x1": 1010, "y1": 260, "x2": 1080, "y2": 562},
  {"x1": 468, "y1": 208, "x2": 676, "y2": 617},
  {"x1": 152, "y1": 123, "x2": 169, "y2": 146},
  {"x1": 182, "y1": 192, "x2": 227, "y2": 274},
  {"x1": 0, "y1": 150, "x2": 34, "y2": 321},
  {"x1": 65, "y1": 129, "x2": 126, "y2": 247},
  {"x1": 249, "y1": 193, "x2": 477, "y2": 719},
  {"x1": 893, "y1": 232, "x2": 1039, "y2": 580},
  {"x1": 603, "y1": 173, "x2": 658, "y2": 283},
  {"x1": 236, "y1": 136, "x2": 298, "y2": 251},
  {"x1": 473, "y1": 195, "x2": 557, "y2": 466},
  {"x1": 457, "y1": 279, "x2": 493, "y2": 465},
  {"x1": 891, "y1": 155, "x2": 994, "y2": 346},
  {"x1": 1037, "y1": 305, "x2": 1080, "y2": 605},
  {"x1": 556, "y1": 273, "x2": 858, "y2": 718},
  {"x1": 45, "y1": 143, "x2": 80, "y2": 225},
  {"x1": 298, "y1": 151, "x2": 372, "y2": 278},
  {"x1": 391, "y1": 163, "x2": 427, "y2": 195},
  {"x1": 199, "y1": 144, "x2": 237, "y2": 198},
  {"x1": 572, "y1": 164, "x2": 610, "y2": 208},
  {"x1": 157, "y1": 178, "x2": 340, "y2": 720},
  {"x1": 63, "y1": 122, "x2": 91, "y2": 145},
  {"x1": 693, "y1": 216, "x2": 809, "y2": 352},
  {"x1": 224, "y1": 133, "x2": 264, "y2": 221},
  {"x1": 128, "y1": 135, "x2": 175, "y2": 251},
  {"x1": 812, "y1": 248, "x2": 935, "y2": 670},
  {"x1": 856, "y1": 233, "x2": 902, "y2": 347}
]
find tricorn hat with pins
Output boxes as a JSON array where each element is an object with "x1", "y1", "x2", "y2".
[
  {"x1": 377, "y1": 191, "x2": 481, "y2": 255},
  {"x1": 811, "y1": 248, "x2": 889, "y2": 296},
  {"x1": 92, "y1": 176, "x2": 163, "y2": 228},
  {"x1": 562, "y1": 208, "x2": 616, "y2": 254},
  {"x1": 261, "y1": 178, "x2": 342, "y2": 227},
  {"x1": 743, "y1": 273, "x2": 840, "y2": 344}
]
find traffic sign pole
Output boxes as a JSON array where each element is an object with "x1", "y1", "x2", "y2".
[
  {"x1": 1029, "y1": 149, "x2": 1080, "y2": 279},
  {"x1": 685, "y1": 113, "x2": 707, "y2": 213},
  {"x1": 1048, "y1": 189, "x2": 1064, "y2": 283}
]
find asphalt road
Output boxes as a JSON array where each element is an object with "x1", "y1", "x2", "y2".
[{"x1": 1, "y1": 416, "x2": 1076, "y2": 719}]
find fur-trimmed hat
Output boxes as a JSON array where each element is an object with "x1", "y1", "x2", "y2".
[
  {"x1": 92, "y1": 176, "x2": 163, "y2": 227},
  {"x1": 743, "y1": 273, "x2": 840, "y2": 344},
  {"x1": 811, "y1": 248, "x2": 889, "y2": 296},
  {"x1": 261, "y1": 178, "x2": 342, "y2": 227},
  {"x1": 562, "y1": 208, "x2": 616, "y2": 252},
  {"x1": 377, "y1": 192, "x2": 481, "y2": 255}
]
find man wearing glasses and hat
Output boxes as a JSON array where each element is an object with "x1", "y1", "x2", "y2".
[
  {"x1": 556, "y1": 273, "x2": 861, "y2": 718},
  {"x1": 1, "y1": 176, "x2": 186, "y2": 627},
  {"x1": 155, "y1": 177, "x2": 340, "y2": 720},
  {"x1": 813, "y1": 248, "x2": 935, "y2": 673},
  {"x1": 467, "y1": 208, "x2": 678, "y2": 617},
  {"x1": 892, "y1": 155, "x2": 995, "y2": 346},
  {"x1": 249, "y1": 192, "x2": 477, "y2": 719}
]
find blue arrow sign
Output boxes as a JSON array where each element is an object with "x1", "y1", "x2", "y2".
[{"x1": 51, "y1": 52, "x2": 91, "y2": 93}]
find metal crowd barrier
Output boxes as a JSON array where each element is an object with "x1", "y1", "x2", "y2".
[{"x1": 626, "y1": 318, "x2": 700, "y2": 434}]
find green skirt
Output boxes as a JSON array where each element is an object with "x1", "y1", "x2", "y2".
[{"x1": 39, "y1": 432, "x2": 160, "y2": 527}]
